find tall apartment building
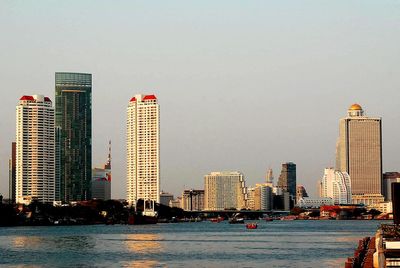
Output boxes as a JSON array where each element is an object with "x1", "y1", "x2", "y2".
[
  {"x1": 181, "y1": 189, "x2": 204, "y2": 211},
  {"x1": 335, "y1": 104, "x2": 384, "y2": 205},
  {"x1": 320, "y1": 168, "x2": 352, "y2": 204},
  {"x1": 55, "y1": 72, "x2": 92, "y2": 202},
  {"x1": 16, "y1": 95, "x2": 55, "y2": 204},
  {"x1": 204, "y1": 171, "x2": 247, "y2": 210},
  {"x1": 277, "y1": 162, "x2": 296, "y2": 198},
  {"x1": 127, "y1": 94, "x2": 160, "y2": 205}
]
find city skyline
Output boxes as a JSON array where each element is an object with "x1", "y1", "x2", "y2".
[{"x1": 0, "y1": 1, "x2": 399, "y2": 199}]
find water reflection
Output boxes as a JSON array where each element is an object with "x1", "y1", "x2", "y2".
[
  {"x1": 125, "y1": 233, "x2": 163, "y2": 254},
  {"x1": 123, "y1": 260, "x2": 163, "y2": 268},
  {"x1": 12, "y1": 236, "x2": 43, "y2": 248}
]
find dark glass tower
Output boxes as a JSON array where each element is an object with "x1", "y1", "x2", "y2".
[
  {"x1": 55, "y1": 72, "x2": 92, "y2": 202},
  {"x1": 277, "y1": 162, "x2": 296, "y2": 198}
]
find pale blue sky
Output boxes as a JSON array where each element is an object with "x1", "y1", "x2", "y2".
[{"x1": 0, "y1": 1, "x2": 399, "y2": 198}]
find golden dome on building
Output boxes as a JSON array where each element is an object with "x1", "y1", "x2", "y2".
[{"x1": 349, "y1": 103, "x2": 362, "y2": 111}]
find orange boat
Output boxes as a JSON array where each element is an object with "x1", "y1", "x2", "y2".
[{"x1": 246, "y1": 223, "x2": 257, "y2": 229}]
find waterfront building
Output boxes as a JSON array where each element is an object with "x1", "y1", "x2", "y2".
[
  {"x1": 273, "y1": 191, "x2": 291, "y2": 211},
  {"x1": 296, "y1": 185, "x2": 308, "y2": 204},
  {"x1": 91, "y1": 141, "x2": 112, "y2": 200},
  {"x1": 367, "y1": 201, "x2": 393, "y2": 214},
  {"x1": 383, "y1": 172, "x2": 400, "y2": 201},
  {"x1": 277, "y1": 162, "x2": 296, "y2": 198},
  {"x1": 169, "y1": 197, "x2": 181, "y2": 208},
  {"x1": 55, "y1": 72, "x2": 92, "y2": 202},
  {"x1": 160, "y1": 191, "x2": 174, "y2": 206},
  {"x1": 320, "y1": 168, "x2": 352, "y2": 204},
  {"x1": 298, "y1": 197, "x2": 334, "y2": 208},
  {"x1": 181, "y1": 189, "x2": 204, "y2": 211},
  {"x1": 127, "y1": 94, "x2": 160, "y2": 205},
  {"x1": 204, "y1": 171, "x2": 247, "y2": 211},
  {"x1": 335, "y1": 104, "x2": 384, "y2": 205},
  {"x1": 8, "y1": 142, "x2": 16, "y2": 204},
  {"x1": 247, "y1": 187, "x2": 256, "y2": 210},
  {"x1": 16, "y1": 95, "x2": 55, "y2": 204},
  {"x1": 254, "y1": 183, "x2": 273, "y2": 210}
]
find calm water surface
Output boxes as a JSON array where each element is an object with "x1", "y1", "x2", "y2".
[{"x1": 0, "y1": 220, "x2": 387, "y2": 267}]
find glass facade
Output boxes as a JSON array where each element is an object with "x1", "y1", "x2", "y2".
[{"x1": 55, "y1": 72, "x2": 92, "y2": 202}]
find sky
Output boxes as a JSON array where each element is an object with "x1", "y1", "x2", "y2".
[{"x1": 0, "y1": 1, "x2": 399, "y2": 199}]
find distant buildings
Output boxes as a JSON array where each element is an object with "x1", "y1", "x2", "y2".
[
  {"x1": 16, "y1": 95, "x2": 55, "y2": 204},
  {"x1": 55, "y1": 72, "x2": 92, "y2": 202},
  {"x1": 320, "y1": 168, "x2": 352, "y2": 204},
  {"x1": 296, "y1": 185, "x2": 308, "y2": 204},
  {"x1": 181, "y1": 189, "x2": 204, "y2": 211},
  {"x1": 253, "y1": 184, "x2": 273, "y2": 210},
  {"x1": 8, "y1": 142, "x2": 16, "y2": 204},
  {"x1": 277, "y1": 162, "x2": 296, "y2": 207},
  {"x1": 204, "y1": 171, "x2": 247, "y2": 210},
  {"x1": 383, "y1": 172, "x2": 400, "y2": 201},
  {"x1": 126, "y1": 94, "x2": 160, "y2": 205},
  {"x1": 266, "y1": 168, "x2": 274, "y2": 186},
  {"x1": 169, "y1": 197, "x2": 182, "y2": 208},
  {"x1": 335, "y1": 104, "x2": 384, "y2": 205},
  {"x1": 160, "y1": 192, "x2": 174, "y2": 206},
  {"x1": 91, "y1": 141, "x2": 112, "y2": 200},
  {"x1": 298, "y1": 197, "x2": 334, "y2": 209}
]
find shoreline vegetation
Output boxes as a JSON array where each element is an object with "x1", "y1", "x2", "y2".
[{"x1": 0, "y1": 199, "x2": 387, "y2": 227}]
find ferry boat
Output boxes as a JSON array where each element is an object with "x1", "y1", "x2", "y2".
[
  {"x1": 209, "y1": 217, "x2": 224, "y2": 223},
  {"x1": 228, "y1": 217, "x2": 244, "y2": 224}
]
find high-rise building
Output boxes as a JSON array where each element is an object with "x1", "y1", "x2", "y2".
[
  {"x1": 335, "y1": 104, "x2": 384, "y2": 205},
  {"x1": 8, "y1": 142, "x2": 16, "y2": 204},
  {"x1": 181, "y1": 189, "x2": 204, "y2": 211},
  {"x1": 16, "y1": 95, "x2": 55, "y2": 204},
  {"x1": 254, "y1": 183, "x2": 273, "y2": 210},
  {"x1": 91, "y1": 141, "x2": 112, "y2": 200},
  {"x1": 204, "y1": 171, "x2": 247, "y2": 210},
  {"x1": 277, "y1": 162, "x2": 296, "y2": 198},
  {"x1": 127, "y1": 94, "x2": 160, "y2": 205},
  {"x1": 383, "y1": 172, "x2": 400, "y2": 201},
  {"x1": 320, "y1": 168, "x2": 352, "y2": 204},
  {"x1": 55, "y1": 72, "x2": 92, "y2": 202}
]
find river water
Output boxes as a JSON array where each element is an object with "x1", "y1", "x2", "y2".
[{"x1": 0, "y1": 220, "x2": 388, "y2": 267}]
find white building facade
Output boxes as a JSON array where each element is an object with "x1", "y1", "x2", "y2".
[
  {"x1": 127, "y1": 94, "x2": 160, "y2": 205},
  {"x1": 16, "y1": 95, "x2": 55, "y2": 204},
  {"x1": 320, "y1": 168, "x2": 352, "y2": 204},
  {"x1": 204, "y1": 171, "x2": 247, "y2": 210}
]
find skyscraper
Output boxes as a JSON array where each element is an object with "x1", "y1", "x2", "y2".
[
  {"x1": 204, "y1": 171, "x2": 247, "y2": 210},
  {"x1": 16, "y1": 95, "x2": 55, "y2": 204},
  {"x1": 277, "y1": 162, "x2": 296, "y2": 198},
  {"x1": 335, "y1": 104, "x2": 384, "y2": 205},
  {"x1": 55, "y1": 72, "x2": 92, "y2": 202},
  {"x1": 127, "y1": 94, "x2": 160, "y2": 205}
]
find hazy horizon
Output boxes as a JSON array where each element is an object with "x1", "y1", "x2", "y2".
[{"x1": 0, "y1": 1, "x2": 399, "y2": 199}]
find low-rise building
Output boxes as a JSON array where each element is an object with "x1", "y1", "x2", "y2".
[
  {"x1": 160, "y1": 191, "x2": 174, "y2": 206},
  {"x1": 298, "y1": 197, "x2": 334, "y2": 208}
]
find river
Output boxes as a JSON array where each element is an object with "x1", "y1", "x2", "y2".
[{"x1": 0, "y1": 220, "x2": 388, "y2": 267}]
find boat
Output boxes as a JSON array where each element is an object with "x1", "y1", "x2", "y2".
[
  {"x1": 246, "y1": 223, "x2": 258, "y2": 229},
  {"x1": 210, "y1": 217, "x2": 223, "y2": 223},
  {"x1": 228, "y1": 217, "x2": 244, "y2": 224},
  {"x1": 128, "y1": 199, "x2": 158, "y2": 225},
  {"x1": 264, "y1": 217, "x2": 273, "y2": 222}
]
